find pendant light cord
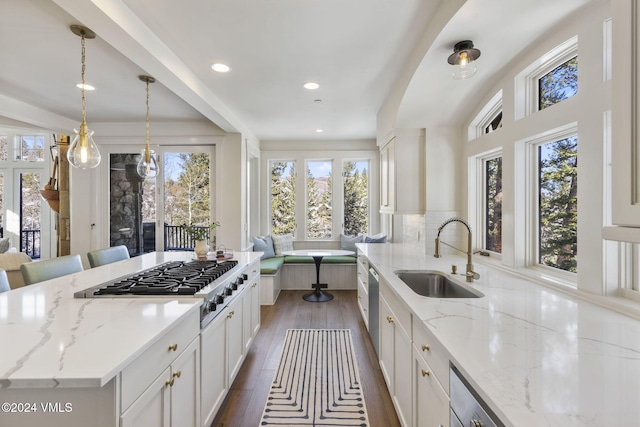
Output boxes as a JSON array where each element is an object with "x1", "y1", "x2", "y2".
[{"x1": 80, "y1": 33, "x2": 87, "y2": 124}]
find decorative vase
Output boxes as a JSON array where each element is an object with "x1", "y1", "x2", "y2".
[{"x1": 195, "y1": 240, "x2": 209, "y2": 260}]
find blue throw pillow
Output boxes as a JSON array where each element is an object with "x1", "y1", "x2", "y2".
[
  {"x1": 340, "y1": 234, "x2": 364, "y2": 254},
  {"x1": 253, "y1": 235, "x2": 275, "y2": 259},
  {"x1": 365, "y1": 234, "x2": 387, "y2": 243}
]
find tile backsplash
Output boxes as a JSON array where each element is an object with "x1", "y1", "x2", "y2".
[{"x1": 401, "y1": 211, "x2": 461, "y2": 255}]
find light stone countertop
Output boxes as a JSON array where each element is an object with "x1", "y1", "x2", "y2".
[
  {"x1": 0, "y1": 251, "x2": 257, "y2": 389},
  {"x1": 357, "y1": 242, "x2": 640, "y2": 427}
]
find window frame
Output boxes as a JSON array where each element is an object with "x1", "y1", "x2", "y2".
[
  {"x1": 514, "y1": 36, "x2": 579, "y2": 120},
  {"x1": 467, "y1": 90, "x2": 503, "y2": 141},
  {"x1": 304, "y1": 158, "x2": 333, "y2": 240},
  {"x1": 268, "y1": 159, "x2": 298, "y2": 238},
  {"x1": 470, "y1": 149, "x2": 503, "y2": 260},
  {"x1": 523, "y1": 124, "x2": 578, "y2": 281},
  {"x1": 341, "y1": 158, "x2": 371, "y2": 236}
]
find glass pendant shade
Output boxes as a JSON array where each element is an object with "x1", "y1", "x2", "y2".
[
  {"x1": 137, "y1": 146, "x2": 158, "y2": 180},
  {"x1": 68, "y1": 120, "x2": 101, "y2": 169},
  {"x1": 452, "y1": 52, "x2": 477, "y2": 80}
]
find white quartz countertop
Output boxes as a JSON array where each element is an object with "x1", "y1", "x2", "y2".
[
  {"x1": 357, "y1": 243, "x2": 640, "y2": 427},
  {"x1": 0, "y1": 251, "x2": 258, "y2": 389}
]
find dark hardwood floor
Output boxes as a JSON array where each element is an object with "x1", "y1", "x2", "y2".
[{"x1": 211, "y1": 290, "x2": 401, "y2": 427}]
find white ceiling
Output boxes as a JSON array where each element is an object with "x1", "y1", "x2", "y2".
[{"x1": 0, "y1": 0, "x2": 601, "y2": 142}]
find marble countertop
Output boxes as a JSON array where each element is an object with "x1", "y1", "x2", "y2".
[
  {"x1": 0, "y1": 251, "x2": 258, "y2": 389},
  {"x1": 357, "y1": 243, "x2": 640, "y2": 427}
]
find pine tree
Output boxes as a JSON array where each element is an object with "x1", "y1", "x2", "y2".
[
  {"x1": 271, "y1": 162, "x2": 296, "y2": 235},
  {"x1": 539, "y1": 136, "x2": 578, "y2": 272},
  {"x1": 174, "y1": 153, "x2": 210, "y2": 226},
  {"x1": 343, "y1": 161, "x2": 368, "y2": 235}
]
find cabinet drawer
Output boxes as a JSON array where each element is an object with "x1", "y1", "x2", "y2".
[
  {"x1": 413, "y1": 320, "x2": 450, "y2": 392},
  {"x1": 121, "y1": 309, "x2": 200, "y2": 411},
  {"x1": 380, "y1": 279, "x2": 411, "y2": 338},
  {"x1": 245, "y1": 260, "x2": 260, "y2": 283}
]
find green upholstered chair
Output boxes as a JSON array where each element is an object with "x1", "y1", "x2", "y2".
[
  {"x1": 0, "y1": 269, "x2": 10, "y2": 293},
  {"x1": 87, "y1": 245, "x2": 130, "y2": 268},
  {"x1": 20, "y1": 254, "x2": 83, "y2": 286}
]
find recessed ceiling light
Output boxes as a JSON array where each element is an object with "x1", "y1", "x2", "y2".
[
  {"x1": 314, "y1": 99, "x2": 322, "y2": 103},
  {"x1": 76, "y1": 83, "x2": 95, "y2": 91},
  {"x1": 304, "y1": 82, "x2": 320, "y2": 90},
  {"x1": 212, "y1": 63, "x2": 230, "y2": 73},
  {"x1": 316, "y1": 129, "x2": 323, "y2": 133}
]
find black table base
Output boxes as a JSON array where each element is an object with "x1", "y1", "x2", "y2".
[{"x1": 303, "y1": 256, "x2": 333, "y2": 302}]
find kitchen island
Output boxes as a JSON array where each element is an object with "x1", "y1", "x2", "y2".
[
  {"x1": 0, "y1": 251, "x2": 261, "y2": 427},
  {"x1": 357, "y1": 243, "x2": 640, "y2": 427}
]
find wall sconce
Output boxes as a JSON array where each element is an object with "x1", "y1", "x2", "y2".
[
  {"x1": 68, "y1": 25, "x2": 101, "y2": 169},
  {"x1": 136, "y1": 75, "x2": 158, "y2": 180},
  {"x1": 447, "y1": 40, "x2": 481, "y2": 80}
]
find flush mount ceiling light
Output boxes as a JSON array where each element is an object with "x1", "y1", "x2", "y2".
[
  {"x1": 304, "y1": 82, "x2": 320, "y2": 90},
  {"x1": 68, "y1": 25, "x2": 101, "y2": 169},
  {"x1": 316, "y1": 129, "x2": 323, "y2": 133},
  {"x1": 447, "y1": 40, "x2": 481, "y2": 80},
  {"x1": 137, "y1": 75, "x2": 159, "y2": 181},
  {"x1": 211, "y1": 63, "x2": 230, "y2": 73}
]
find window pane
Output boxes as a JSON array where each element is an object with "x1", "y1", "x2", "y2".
[
  {"x1": 307, "y1": 160, "x2": 332, "y2": 239},
  {"x1": 484, "y1": 111, "x2": 503, "y2": 134},
  {"x1": 343, "y1": 160, "x2": 368, "y2": 235},
  {"x1": 485, "y1": 157, "x2": 502, "y2": 253},
  {"x1": 538, "y1": 136, "x2": 578, "y2": 272},
  {"x1": 19, "y1": 135, "x2": 45, "y2": 162},
  {"x1": 0, "y1": 135, "x2": 7, "y2": 161},
  {"x1": 270, "y1": 161, "x2": 296, "y2": 235},
  {"x1": 164, "y1": 153, "x2": 212, "y2": 248},
  {"x1": 538, "y1": 56, "x2": 578, "y2": 110},
  {"x1": 20, "y1": 172, "x2": 41, "y2": 258}
]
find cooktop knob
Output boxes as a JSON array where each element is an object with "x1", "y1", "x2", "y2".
[
  {"x1": 241, "y1": 273, "x2": 248, "y2": 281},
  {"x1": 216, "y1": 294, "x2": 225, "y2": 304},
  {"x1": 231, "y1": 281, "x2": 238, "y2": 290},
  {"x1": 225, "y1": 287, "x2": 233, "y2": 296},
  {"x1": 207, "y1": 301, "x2": 217, "y2": 312}
]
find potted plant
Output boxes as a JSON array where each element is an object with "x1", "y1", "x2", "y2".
[{"x1": 182, "y1": 221, "x2": 220, "y2": 259}]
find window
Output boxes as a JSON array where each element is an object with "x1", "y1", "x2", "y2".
[
  {"x1": 484, "y1": 112, "x2": 503, "y2": 134},
  {"x1": 537, "y1": 135, "x2": 578, "y2": 272},
  {"x1": 306, "y1": 160, "x2": 332, "y2": 239},
  {"x1": 485, "y1": 156, "x2": 502, "y2": 253},
  {"x1": 0, "y1": 134, "x2": 7, "y2": 161},
  {"x1": 19, "y1": 135, "x2": 45, "y2": 162},
  {"x1": 343, "y1": 160, "x2": 369, "y2": 235},
  {"x1": 19, "y1": 172, "x2": 42, "y2": 258},
  {"x1": 468, "y1": 90, "x2": 503, "y2": 141},
  {"x1": 270, "y1": 161, "x2": 296, "y2": 236},
  {"x1": 538, "y1": 56, "x2": 578, "y2": 110}
]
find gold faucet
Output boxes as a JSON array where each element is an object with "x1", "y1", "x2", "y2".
[{"x1": 434, "y1": 217, "x2": 480, "y2": 282}]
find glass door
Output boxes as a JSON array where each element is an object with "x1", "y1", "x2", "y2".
[{"x1": 14, "y1": 169, "x2": 50, "y2": 259}]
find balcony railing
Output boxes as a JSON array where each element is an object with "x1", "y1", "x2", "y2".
[
  {"x1": 21, "y1": 229, "x2": 40, "y2": 259},
  {"x1": 143, "y1": 223, "x2": 211, "y2": 252}
]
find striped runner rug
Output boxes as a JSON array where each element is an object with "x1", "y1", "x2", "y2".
[{"x1": 260, "y1": 329, "x2": 369, "y2": 427}]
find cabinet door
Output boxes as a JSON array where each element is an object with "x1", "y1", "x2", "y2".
[
  {"x1": 227, "y1": 295, "x2": 245, "y2": 383},
  {"x1": 413, "y1": 347, "x2": 449, "y2": 427},
  {"x1": 380, "y1": 142, "x2": 390, "y2": 209},
  {"x1": 250, "y1": 279, "x2": 261, "y2": 336},
  {"x1": 170, "y1": 338, "x2": 200, "y2": 427},
  {"x1": 394, "y1": 326, "x2": 412, "y2": 427},
  {"x1": 200, "y1": 312, "x2": 227, "y2": 427},
  {"x1": 120, "y1": 367, "x2": 171, "y2": 427},
  {"x1": 379, "y1": 295, "x2": 395, "y2": 392}
]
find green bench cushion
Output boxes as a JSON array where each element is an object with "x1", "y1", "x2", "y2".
[
  {"x1": 260, "y1": 256, "x2": 285, "y2": 275},
  {"x1": 283, "y1": 255, "x2": 356, "y2": 264}
]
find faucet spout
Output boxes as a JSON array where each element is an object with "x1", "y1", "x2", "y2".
[{"x1": 433, "y1": 217, "x2": 480, "y2": 282}]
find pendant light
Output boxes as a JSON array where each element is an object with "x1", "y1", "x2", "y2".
[
  {"x1": 68, "y1": 25, "x2": 101, "y2": 169},
  {"x1": 136, "y1": 75, "x2": 159, "y2": 180},
  {"x1": 447, "y1": 40, "x2": 481, "y2": 80}
]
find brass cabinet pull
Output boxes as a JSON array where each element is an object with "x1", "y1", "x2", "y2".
[
  {"x1": 421, "y1": 369, "x2": 430, "y2": 377},
  {"x1": 386, "y1": 316, "x2": 394, "y2": 323},
  {"x1": 421, "y1": 344, "x2": 430, "y2": 352},
  {"x1": 172, "y1": 370, "x2": 181, "y2": 378},
  {"x1": 252, "y1": 269, "x2": 257, "y2": 273},
  {"x1": 227, "y1": 310, "x2": 235, "y2": 319},
  {"x1": 252, "y1": 283, "x2": 257, "y2": 288},
  {"x1": 168, "y1": 343, "x2": 178, "y2": 352},
  {"x1": 165, "y1": 378, "x2": 175, "y2": 387}
]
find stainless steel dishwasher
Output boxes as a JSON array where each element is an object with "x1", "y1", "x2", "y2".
[
  {"x1": 450, "y1": 366, "x2": 503, "y2": 427},
  {"x1": 368, "y1": 266, "x2": 379, "y2": 355}
]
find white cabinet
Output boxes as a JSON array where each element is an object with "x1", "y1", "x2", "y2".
[
  {"x1": 379, "y1": 130, "x2": 425, "y2": 214},
  {"x1": 611, "y1": 0, "x2": 640, "y2": 228},
  {"x1": 201, "y1": 262, "x2": 261, "y2": 427},
  {"x1": 379, "y1": 278, "x2": 412, "y2": 427},
  {"x1": 356, "y1": 252, "x2": 369, "y2": 328},
  {"x1": 121, "y1": 337, "x2": 201, "y2": 427},
  {"x1": 412, "y1": 346, "x2": 449, "y2": 427}
]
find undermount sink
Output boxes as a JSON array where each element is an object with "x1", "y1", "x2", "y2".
[{"x1": 394, "y1": 270, "x2": 484, "y2": 298}]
